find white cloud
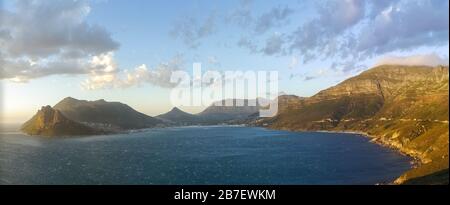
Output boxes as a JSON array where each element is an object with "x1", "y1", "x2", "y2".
[
  {"x1": 375, "y1": 53, "x2": 449, "y2": 67},
  {"x1": 81, "y1": 52, "x2": 118, "y2": 90},
  {"x1": 82, "y1": 55, "x2": 185, "y2": 90},
  {"x1": 356, "y1": 0, "x2": 449, "y2": 56},
  {"x1": 90, "y1": 52, "x2": 118, "y2": 73},
  {"x1": 0, "y1": 0, "x2": 119, "y2": 82}
]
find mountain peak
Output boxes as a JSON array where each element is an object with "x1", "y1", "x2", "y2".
[
  {"x1": 362, "y1": 64, "x2": 449, "y2": 77},
  {"x1": 40, "y1": 105, "x2": 53, "y2": 111},
  {"x1": 156, "y1": 107, "x2": 200, "y2": 125},
  {"x1": 60, "y1": 96, "x2": 79, "y2": 103},
  {"x1": 21, "y1": 106, "x2": 100, "y2": 136},
  {"x1": 170, "y1": 107, "x2": 182, "y2": 112}
]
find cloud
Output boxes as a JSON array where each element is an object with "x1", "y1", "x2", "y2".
[
  {"x1": 226, "y1": 0, "x2": 254, "y2": 28},
  {"x1": 375, "y1": 53, "x2": 449, "y2": 67},
  {"x1": 227, "y1": 1, "x2": 294, "y2": 33},
  {"x1": 237, "y1": 37, "x2": 258, "y2": 53},
  {"x1": 229, "y1": 3, "x2": 295, "y2": 55},
  {"x1": 233, "y1": 0, "x2": 367, "y2": 61},
  {"x1": 3, "y1": 0, "x2": 448, "y2": 85},
  {"x1": 290, "y1": 0, "x2": 449, "y2": 69},
  {"x1": 261, "y1": 33, "x2": 286, "y2": 55},
  {"x1": 0, "y1": 56, "x2": 92, "y2": 83},
  {"x1": 289, "y1": 0, "x2": 366, "y2": 61},
  {"x1": 238, "y1": 33, "x2": 288, "y2": 56},
  {"x1": 81, "y1": 52, "x2": 118, "y2": 89},
  {"x1": 356, "y1": 0, "x2": 449, "y2": 56},
  {"x1": 170, "y1": 12, "x2": 217, "y2": 49},
  {"x1": 127, "y1": 55, "x2": 184, "y2": 88},
  {"x1": 254, "y1": 6, "x2": 294, "y2": 33},
  {"x1": 0, "y1": 0, "x2": 119, "y2": 82},
  {"x1": 235, "y1": 0, "x2": 448, "y2": 73},
  {"x1": 82, "y1": 55, "x2": 185, "y2": 90},
  {"x1": 289, "y1": 73, "x2": 318, "y2": 81}
]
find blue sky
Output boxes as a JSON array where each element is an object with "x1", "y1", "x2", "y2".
[{"x1": 1, "y1": 0, "x2": 449, "y2": 123}]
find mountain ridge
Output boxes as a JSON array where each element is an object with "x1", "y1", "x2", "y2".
[
  {"x1": 254, "y1": 65, "x2": 449, "y2": 184},
  {"x1": 197, "y1": 99, "x2": 261, "y2": 124},
  {"x1": 53, "y1": 97, "x2": 162, "y2": 130},
  {"x1": 22, "y1": 97, "x2": 163, "y2": 136}
]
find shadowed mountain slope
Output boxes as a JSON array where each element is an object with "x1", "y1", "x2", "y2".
[{"x1": 53, "y1": 97, "x2": 162, "y2": 130}]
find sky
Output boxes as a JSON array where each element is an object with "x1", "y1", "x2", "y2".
[{"x1": 0, "y1": 0, "x2": 449, "y2": 123}]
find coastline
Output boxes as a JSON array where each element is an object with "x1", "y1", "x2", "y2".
[
  {"x1": 317, "y1": 129, "x2": 422, "y2": 179},
  {"x1": 315, "y1": 129, "x2": 421, "y2": 163}
]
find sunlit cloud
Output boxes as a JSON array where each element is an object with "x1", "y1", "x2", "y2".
[
  {"x1": 82, "y1": 55, "x2": 185, "y2": 90},
  {"x1": 375, "y1": 53, "x2": 449, "y2": 67}
]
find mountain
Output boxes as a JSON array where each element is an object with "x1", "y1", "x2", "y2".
[
  {"x1": 22, "y1": 97, "x2": 163, "y2": 136},
  {"x1": 157, "y1": 100, "x2": 266, "y2": 125},
  {"x1": 156, "y1": 107, "x2": 202, "y2": 125},
  {"x1": 255, "y1": 65, "x2": 449, "y2": 184},
  {"x1": 198, "y1": 99, "x2": 261, "y2": 124},
  {"x1": 21, "y1": 106, "x2": 101, "y2": 136},
  {"x1": 53, "y1": 97, "x2": 162, "y2": 130}
]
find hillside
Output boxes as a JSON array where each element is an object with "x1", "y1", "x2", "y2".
[
  {"x1": 156, "y1": 107, "x2": 202, "y2": 125},
  {"x1": 198, "y1": 99, "x2": 260, "y2": 124},
  {"x1": 22, "y1": 97, "x2": 163, "y2": 136},
  {"x1": 21, "y1": 106, "x2": 101, "y2": 136},
  {"x1": 53, "y1": 97, "x2": 162, "y2": 130},
  {"x1": 256, "y1": 65, "x2": 449, "y2": 184}
]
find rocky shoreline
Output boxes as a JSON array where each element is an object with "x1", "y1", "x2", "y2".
[{"x1": 322, "y1": 130, "x2": 424, "y2": 184}]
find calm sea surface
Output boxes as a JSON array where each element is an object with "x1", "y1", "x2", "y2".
[{"x1": 0, "y1": 126, "x2": 412, "y2": 184}]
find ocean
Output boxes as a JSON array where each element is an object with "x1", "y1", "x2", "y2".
[{"x1": 0, "y1": 126, "x2": 412, "y2": 185}]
